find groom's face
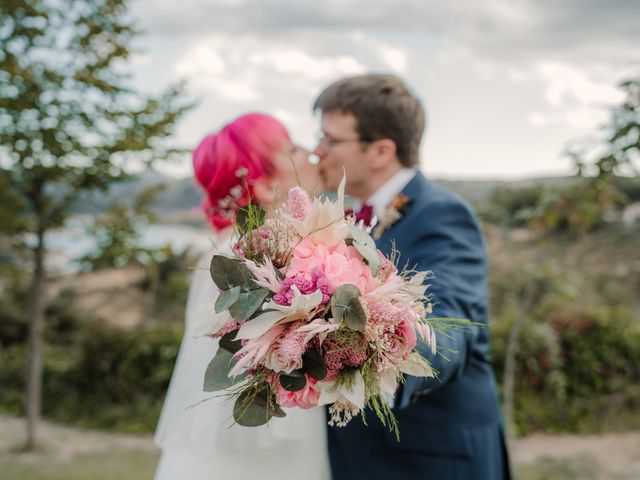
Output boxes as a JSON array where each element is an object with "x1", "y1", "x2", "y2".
[{"x1": 314, "y1": 111, "x2": 370, "y2": 196}]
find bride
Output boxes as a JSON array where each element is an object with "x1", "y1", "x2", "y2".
[{"x1": 154, "y1": 113, "x2": 330, "y2": 479}]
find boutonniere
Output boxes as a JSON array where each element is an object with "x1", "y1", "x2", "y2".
[{"x1": 372, "y1": 193, "x2": 411, "y2": 240}]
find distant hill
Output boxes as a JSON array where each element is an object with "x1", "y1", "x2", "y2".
[
  {"x1": 70, "y1": 171, "x2": 572, "y2": 215},
  {"x1": 71, "y1": 170, "x2": 201, "y2": 214}
]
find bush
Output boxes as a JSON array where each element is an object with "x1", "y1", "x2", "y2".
[
  {"x1": 0, "y1": 320, "x2": 183, "y2": 433},
  {"x1": 490, "y1": 266, "x2": 640, "y2": 434},
  {"x1": 479, "y1": 185, "x2": 544, "y2": 227}
]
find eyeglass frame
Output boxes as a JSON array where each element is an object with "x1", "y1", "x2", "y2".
[{"x1": 315, "y1": 131, "x2": 375, "y2": 149}]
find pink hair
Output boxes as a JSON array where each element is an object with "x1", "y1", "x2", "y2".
[{"x1": 193, "y1": 113, "x2": 290, "y2": 230}]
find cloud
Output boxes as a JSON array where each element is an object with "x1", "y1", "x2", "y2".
[
  {"x1": 352, "y1": 32, "x2": 410, "y2": 74},
  {"x1": 132, "y1": 0, "x2": 640, "y2": 63},
  {"x1": 536, "y1": 62, "x2": 625, "y2": 107},
  {"x1": 171, "y1": 35, "x2": 367, "y2": 102},
  {"x1": 128, "y1": 0, "x2": 639, "y2": 179}
]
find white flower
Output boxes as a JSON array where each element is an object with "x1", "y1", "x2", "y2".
[
  {"x1": 316, "y1": 370, "x2": 366, "y2": 410},
  {"x1": 191, "y1": 305, "x2": 232, "y2": 338},
  {"x1": 229, "y1": 185, "x2": 243, "y2": 198},
  {"x1": 235, "y1": 166, "x2": 249, "y2": 178},
  {"x1": 235, "y1": 286, "x2": 323, "y2": 340}
]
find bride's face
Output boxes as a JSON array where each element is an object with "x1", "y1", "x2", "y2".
[{"x1": 272, "y1": 139, "x2": 323, "y2": 198}]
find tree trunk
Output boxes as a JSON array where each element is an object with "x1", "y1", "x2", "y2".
[
  {"x1": 25, "y1": 225, "x2": 46, "y2": 451},
  {"x1": 502, "y1": 282, "x2": 536, "y2": 441}
]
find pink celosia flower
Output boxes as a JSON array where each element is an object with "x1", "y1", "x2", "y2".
[{"x1": 321, "y1": 335, "x2": 369, "y2": 380}]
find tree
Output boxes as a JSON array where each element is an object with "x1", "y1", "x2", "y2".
[
  {"x1": 526, "y1": 76, "x2": 640, "y2": 234},
  {"x1": 81, "y1": 183, "x2": 166, "y2": 270},
  {"x1": 0, "y1": 0, "x2": 192, "y2": 450}
]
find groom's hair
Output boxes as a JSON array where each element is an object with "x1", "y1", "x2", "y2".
[{"x1": 313, "y1": 74, "x2": 426, "y2": 167}]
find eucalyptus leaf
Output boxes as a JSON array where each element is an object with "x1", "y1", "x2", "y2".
[
  {"x1": 279, "y1": 371, "x2": 307, "y2": 392},
  {"x1": 203, "y1": 349, "x2": 242, "y2": 392},
  {"x1": 215, "y1": 286, "x2": 241, "y2": 313},
  {"x1": 210, "y1": 255, "x2": 257, "y2": 291},
  {"x1": 233, "y1": 390, "x2": 286, "y2": 427},
  {"x1": 330, "y1": 284, "x2": 367, "y2": 331},
  {"x1": 302, "y1": 349, "x2": 328, "y2": 380},
  {"x1": 349, "y1": 225, "x2": 382, "y2": 276},
  {"x1": 228, "y1": 288, "x2": 270, "y2": 321}
]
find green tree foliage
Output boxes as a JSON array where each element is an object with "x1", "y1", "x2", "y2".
[
  {"x1": 0, "y1": 0, "x2": 192, "y2": 449},
  {"x1": 526, "y1": 77, "x2": 640, "y2": 234},
  {"x1": 81, "y1": 184, "x2": 166, "y2": 270}
]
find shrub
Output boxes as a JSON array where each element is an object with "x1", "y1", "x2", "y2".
[{"x1": 0, "y1": 320, "x2": 183, "y2": 433}]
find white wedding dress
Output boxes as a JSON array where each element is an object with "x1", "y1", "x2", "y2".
[{"x1": 154, "y1": 228, "x2": 331, "y2": 480}]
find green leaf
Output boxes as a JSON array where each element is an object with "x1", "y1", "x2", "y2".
[
  {"x1": 228, "y1": 288, "x2": 270, "y2": 321},
  {"x1": 236, "y1": 205, "x2": 267, "y2": 234},
  {"x1": 233, "y1": 390, "x2": 286, "y2": 427},
  {"x1": 349, "y1": 225, "x2": 382, "y2": 276},
  {"x1": 210, "y1": 255, "x2": 258, "y2": 290},
  {"x1": 203, "y1": 349, "x2": 241, "y2": 392},
  {"x1": 279, "y1": 370, "x2": 307, "y2": 392},
  {"x1": 219, "y1": 330, "x2": 242, "y2": 354},
  {"x1": 215, "y1": 286, "x2": 241, "y2": 313},
  {"x1": 330, "y1": 284, "x2": 367, "y2": 331},
  {"x1": 302, "y1": 349, "x2": 328, "y2": 380}
]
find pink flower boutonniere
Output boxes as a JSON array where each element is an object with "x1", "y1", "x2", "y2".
[{"x1": 372, "y1": 193, "x2": 411, "y2": 240}]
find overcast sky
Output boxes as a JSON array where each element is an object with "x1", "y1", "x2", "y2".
[{"x1": 128, "y1": 0, "x2": 640, "y2": 180}]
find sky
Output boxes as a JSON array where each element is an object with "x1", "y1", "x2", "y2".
[{"x1": 128, "y1": 0, "x2": 640, "y2": 180}]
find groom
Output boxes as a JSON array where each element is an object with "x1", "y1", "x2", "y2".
[{"x1": 312, "y1": 74, "x2": 512, "y2": 480}]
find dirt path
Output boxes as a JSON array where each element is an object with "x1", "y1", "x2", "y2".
[
  {"x1": 0, "y1": 415, "x2": 157, "y2": 463},
  {"x1": 512, "y1": 432, "x2": 640, "y2": 478},
  {"x1": 2, "y1": 415, "x2": 640, "y2": 477}
]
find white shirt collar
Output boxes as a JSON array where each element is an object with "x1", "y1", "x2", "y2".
[{"x1": 364, "y1": 168, "x2": 417, "y2": 219}]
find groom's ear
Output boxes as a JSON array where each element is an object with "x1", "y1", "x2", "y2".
[{"x1": 368, "y1": 138, "x2": 398, "y2": 171}]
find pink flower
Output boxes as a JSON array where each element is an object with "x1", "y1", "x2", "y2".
[
  {"x1": 319, "y1": 334, "x2": 369, "y2": 380},
  {"x1": 397, "y1": 319, "x2": 418, "y2": 354},
  {"x1": 276, "y1": 374, "x2": 320, "y2": 409},
  {"x1": 274, "y1": 267, "x2": 334, "y2": 305},
  {"x1": 264, "y1": 327, "x2": 307, "y2": 374},
  {"x1": 287, "y1": 186, "x2": 312, "y2": 220},
  {"x1": 210, "y1": 320, "x2": 240, "y2": 339},
  {"x1": 288, "y1": 239, "x2": 374, "y2": 296}
]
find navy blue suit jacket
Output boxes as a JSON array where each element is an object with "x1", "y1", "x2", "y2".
[{"x1": 326, "y1": 172, "x2": 511, "y2": 480}]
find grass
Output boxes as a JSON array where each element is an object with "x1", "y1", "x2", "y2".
[{"x1": 0, "y1": 449, "x2": 160, "y2": 480}]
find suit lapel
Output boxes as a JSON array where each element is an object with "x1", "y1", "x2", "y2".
[{"x1": 376, "y1": 171, "x2": 430, "y2": 247}]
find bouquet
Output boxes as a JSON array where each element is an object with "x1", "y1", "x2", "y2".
[{"x1": 196, "y1": 178, "x2": 439, "y2": 437}]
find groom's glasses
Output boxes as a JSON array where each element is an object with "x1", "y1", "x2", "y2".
[{"x1": 316, "y1": 132, "x2": 372, "y2": 149}]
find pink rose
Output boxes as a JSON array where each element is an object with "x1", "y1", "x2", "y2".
[
  {"x1": 264, "y1": 330, "x2": 306, "y2": 374},
  {"x1": 397, "y1": 319, "x2": 417, "y2": 356}
]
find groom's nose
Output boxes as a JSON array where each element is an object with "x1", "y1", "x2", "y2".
[{"x1": 313, "y1": 143, "x2": 327, "y2": 160}]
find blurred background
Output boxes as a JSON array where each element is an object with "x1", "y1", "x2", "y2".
[{"x1": 1, "y1": 0, "x2": 639, "y2": 479}]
